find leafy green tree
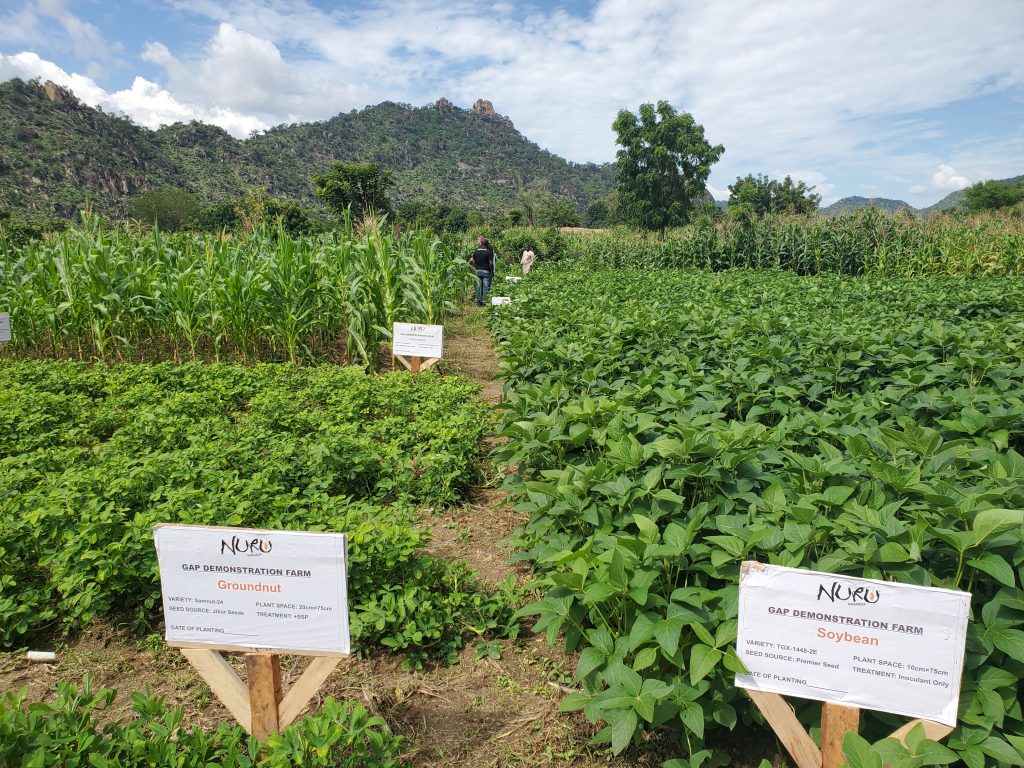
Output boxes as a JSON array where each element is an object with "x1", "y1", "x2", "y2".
[
  {"x1": 313, "y1": 162, "x2": 394, "y2": 221},
  {"x1": 128, "y1": 187, "x2": 199, "y2": 232},
  {"x1": 194, "y1": 200, "x2": 240, "y2": 232},
  {"x1": 612, "y1": 101, "x2": 724, "y2": 238},
  {"x1": 516, "y1": 180, "x2": 580, "y2": 227},
  {"x1": 961, "y1": 179, "x2": 1024, "y2": 212},
  {"x1": 537, "y1": 196, "x2": 580, "y2": 227},
  {"x1": 0, "y1": 208, "x2": 68, "y2": 246},
  {"x1": 584, "y1": 199, "x2": 610, "y2": 227},
  {"x1": 727, "y1": 173, "x2": 821, "y2": 219},
  {"x1": 397, "y1": 201, "x2": 470, "y2": 233}
]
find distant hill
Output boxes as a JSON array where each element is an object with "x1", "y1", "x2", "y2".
[
  {"x1": 823, "y1": 176, "x2": 1024, "y2": 218},
  {"x1": 821, "y1": 196, "x2": 914, "y2": 217},
  {"x1": 0, "y1": 78, "x2": 615, "y2": 218},
  {"x1": 920, "y1": 174, "x2": 1024, "y2": 215}
]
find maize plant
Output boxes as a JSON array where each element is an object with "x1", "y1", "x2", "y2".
[{"x1": 0, "y1": 217, "x2": 471, "y2": 367}]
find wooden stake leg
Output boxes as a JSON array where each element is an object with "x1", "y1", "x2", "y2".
[
  {"x1": 181, "y1": 649, "x2": 343, "y2": 742},
  {"x1": 746, "y1": 690, "x2": 821, "y2": 768},
  {"x1": 821, "y1": 703, "x2": 860, "y2": 768},
  {"x1": 246, "y1": 653, "x2": 283, "y2": 742}
]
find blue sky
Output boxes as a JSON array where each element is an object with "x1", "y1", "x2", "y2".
[{"x1": 1, "y1": 0, "x2": 1022, "y2": 206}]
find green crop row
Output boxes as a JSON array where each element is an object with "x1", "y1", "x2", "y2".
[
  {"x1": 0, "y1": 215, "x2": 472, "y2": 367},
  {"x1": 489, "y1": 268, "x2": 1024, "y2": 766},
  {"x1": 1, "y1": 676, "x2": 407, "y2": 767},
  {"x1": 557, "y1": 209, "x2": 1024, "y2": 276},
  {"x1": 0, "y1": 361, "x2": 517, "y2": 666}
]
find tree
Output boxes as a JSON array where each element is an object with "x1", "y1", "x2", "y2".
[
  {"x1": 313, "y1": 162, "x2": 394, "y2": 221},
  {"x1": 612, "y1": 101, "x2": 724, "y2": 238},
  {"x1": 128, "y1": 187, "x2": 199, "y2": 232},
  {"x1": 727, "y1": 173, "x2": 821, "y2": 219},
  {"x1": 961, "y1": 179, "x2": 1024, "y2": 212},
  {"x1": 584, "y1": 199, "x2": 610, "y2": 227},
  {"x1": 516, "y1": 180, "x2": 581, "y2": 227},
  {"x1": 397, "y1": 201, "x2": 471, "y2": 233}
]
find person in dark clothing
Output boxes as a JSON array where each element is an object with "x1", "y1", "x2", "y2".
[{"x1": 469, "y1": 236, "x2": 495, "y2": 305}]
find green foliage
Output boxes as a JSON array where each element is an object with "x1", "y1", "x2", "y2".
[
  {"x1": 557, "y1": 209, "x2": 1024, "y2": 276},
  {"x1": 397, "y1": 200, "x2": 471, "y2": 234},
  {"x1": 0, "y1": 208, "x2": 69, "y2": 248},
  {"x1": 726, "y1": 173, "x2": 821, "y2": 219},
  {"x1": 0, "y1": 361, "x2": 517, "y2": 662},
  {"x1": 516, "y1": 181, "x2": 581, "y2": 227},
  {"x1": 0, "y1": 80, "x2": 615, "y2": 220},
  {"x1": 0, "y1": 676, "x2": 408, "y2": 767},
  {"x1": 842, "y1": 725, "x2": 960, "y2": 768},
  {"x1": 314, "y1": 162, "x2": 395, "y2": 221},
  {"x1": 127, "y1": 187, "x2": 200, "y2": 232},
  {"x1": 612, "y1": 101, "x2": 724, "y2": 236},
  {"x1": 584, "y1": 199, "x2": 610, "y2": 227},
  {"x1": 491, "y1": 226, "x2": 571, "y2": 265},
  {"x1": 194, "y1": 199, "x2": 241, "y2": 231},
  {"x1": 489, "y1": 266, "x2": 1024, "y2": 764},
  {"x1": 961, "y1": 179, "x2": 1024, "y2": 213},
  {"x1": 0, "y1": 218, "x2": 471, "y2": 365}
]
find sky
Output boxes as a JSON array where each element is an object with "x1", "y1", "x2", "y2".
[{"x1": 1, "y1": 0, "x2": 1022, "y2": 207}]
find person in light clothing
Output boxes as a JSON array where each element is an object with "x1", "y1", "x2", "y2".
[{"x1": 521, "y1": 247, "x2": 536, "y2": 274}]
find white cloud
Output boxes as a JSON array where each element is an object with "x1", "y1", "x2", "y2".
[
  {"x1": 778, "y1": 170, "x2": 836, "y2": 204},
  {"x1": 706, "y1": 184, "x2": 729, "y2": 201},
  {"x1": 43, "y1": 0, "x2": 111, "y2": 62},
  {"x1": 0, "y1": 7, "x2": 43, "y2": 46},
  {"x1": 0, "y1": 51, "x2": 267, "y2": 138},
  {"x1": 930, "y1": 164, "x2": 971, "y2": 190},
  {"x1": 3, "y1": 0, "x2": 1023, "y2": 203}
]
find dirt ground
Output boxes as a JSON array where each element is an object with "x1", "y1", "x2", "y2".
[{"x1": 0, "y1": 304, "x2": 658, "y2": 767}]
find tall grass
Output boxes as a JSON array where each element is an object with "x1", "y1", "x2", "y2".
[
  {"x1": 565, "y1": 209, "x2": 1024, "y2": 276},
  {"x1": 0, "y1": 215, "x2": 472, "y2": 366}
]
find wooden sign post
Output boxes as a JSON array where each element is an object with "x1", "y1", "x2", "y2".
[
  {"x1": 154, "y1": 524, "x2": 351, "y2": 742},
  {"x1": 394, "y1": 353, "x2": 440, "y2": 374},
  {"x1": 746, "y1": 691, "x2": 953, "y2": 768},
  {"x1": 180, "y1": 648, "x2": 343, "y2": 741},
  {"x1": 392, "y1": 322, "x2": 443, "y2": 374},
  {"x1": 735, "y1": 562, "x2": 970, "y2": 768}
]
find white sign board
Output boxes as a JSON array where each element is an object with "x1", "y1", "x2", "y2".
[
  {"x1": 392, "y1": 322, "x2": 443, "y2": 359},
  {"x1": 154, "y1": 524, "x2": 350, "y2": 655},
  {"x1": 0, "y1": 312, "x2": 9, "y2": 343},
  {"x1": 491, "y1": 296, "x2": 512, "y2": 305},
  {"x1": 735, "y1": 562, "x2": 970, "y2": 726},
  {"x1": 505, "y1": 276, "x2": 522, "y2": 282}
]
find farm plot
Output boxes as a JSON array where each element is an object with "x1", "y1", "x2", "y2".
[
  {"x1": 490, "y1": 267, "x2": 1024, "y2": 766},
  {"x1": 0, "y1": 219, "x2": 470, "y2": 366},
  {"x1": 0, "y1": 361, "x2": 516, "y2": 667}
]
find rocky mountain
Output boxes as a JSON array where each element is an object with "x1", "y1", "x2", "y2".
[{"x1": 0, "y1": 78, "x2": 615, "y2": 218}]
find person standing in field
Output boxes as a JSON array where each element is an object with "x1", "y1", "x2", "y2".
[
  {"x1": 469, "y1": 236, "x2": 495, "y2": 305},
  {"x1": 521, "y1": 246, "x2": 536, "y2": 275}
]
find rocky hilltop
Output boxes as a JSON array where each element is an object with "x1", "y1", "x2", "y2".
[{"x1": 0, "y1": 78, "x2": 614, "y2": 217}]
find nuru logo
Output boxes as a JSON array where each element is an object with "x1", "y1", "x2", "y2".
[
  {"x1": 817, "y1": 581, "x2": 880, "y2": 604},
  {"x1": 220, "y1": 536, "x2": 272, "y2": 556}
]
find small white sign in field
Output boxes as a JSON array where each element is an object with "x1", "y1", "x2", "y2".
[
  {"x1": 491, "y1": 296, "x2": 512, "y2": 305},
  {"x1": 735, "y1": 562, "x2": 970, "y2": 726},
  {"x1": 0, "y1": 312, "x2": 10, "y2": 343},
  {"x1": 505, "y1": 276, "x2": 522, "y2": 282},
  {"x1": 392, "y1": 322, "x2": 443, "y2": 359},
  {"x1": 154, "y1": 524, "x2": 350, "y2": 655}
]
